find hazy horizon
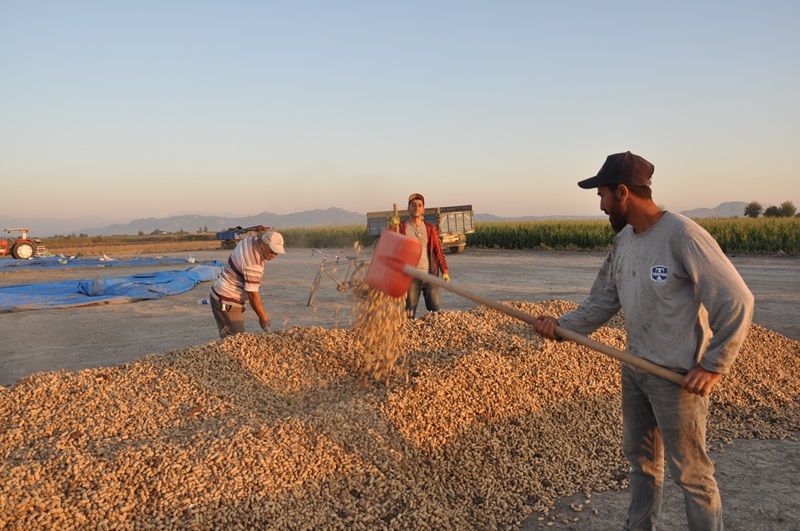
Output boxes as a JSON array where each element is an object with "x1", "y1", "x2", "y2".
[
  {"x1": 2, "y1": 3, "x2": 798, "y2": 220},
  {"x1": 3, "y1": 200, "x2": 757, "y2": 239}
]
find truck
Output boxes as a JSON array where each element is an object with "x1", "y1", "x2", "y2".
[
  {"x1": 366, "y1": 205, "x2": 475, "y2": 253},
  {"x1": 215, "y1": 225, "x2": 271, "y2": 249}
]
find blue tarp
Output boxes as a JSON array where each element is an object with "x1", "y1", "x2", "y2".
[
  {"x1": 0, "y1": 263, "x2": 223, "y2": 312},
  {"x1": 0, "y1": 255, "x2": 206, "y2": 271}
]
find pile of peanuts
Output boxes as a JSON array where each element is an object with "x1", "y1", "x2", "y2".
[{"x1": 2, "y1": 300, "x2": 798, "y2": 530}]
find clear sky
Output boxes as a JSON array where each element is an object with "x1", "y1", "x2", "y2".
[{"x1": 2, "y1": 1, "x2": 798, "y2": 222}]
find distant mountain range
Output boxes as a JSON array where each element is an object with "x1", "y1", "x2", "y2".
[
  {"x1": 1, "y1": 202, "x2": 749, "y2": 238},
  {"x1": 679, "y1": 201, "x2": 747, "y2": 219}
]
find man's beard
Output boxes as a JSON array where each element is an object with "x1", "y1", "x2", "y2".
[{"x1": 607, "y1": 200, "x2": 628, "y2": 233}]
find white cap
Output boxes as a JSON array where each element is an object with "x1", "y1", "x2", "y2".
[{"x1": 261, "y1": 231, "x2": 285, "y2": 254}]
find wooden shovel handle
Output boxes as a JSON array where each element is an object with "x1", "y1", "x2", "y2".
[{"x1": 402, "y1": 266, "x2": 685, "y2": 385}]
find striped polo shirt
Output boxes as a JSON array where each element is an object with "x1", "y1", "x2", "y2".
[{"x1": 212, "y1": 236, "x2": 266, "y2": 304}]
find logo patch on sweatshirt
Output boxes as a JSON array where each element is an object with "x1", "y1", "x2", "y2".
[{"x1": 651, "y1": 265, "x2": 668, "y2": 282}]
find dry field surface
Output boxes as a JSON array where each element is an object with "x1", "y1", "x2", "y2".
[{"x1": 1, "y1": 248, "x2": 798, "y2": 530}]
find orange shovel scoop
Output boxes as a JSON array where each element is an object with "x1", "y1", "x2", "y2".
[
  {"x1": 364, "y1": 229, "x2": 684, "y2": 385},
  {"x1": 364, "y1": 229, "x2": 423, "y2": 297}
]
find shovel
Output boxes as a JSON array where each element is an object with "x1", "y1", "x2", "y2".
[{"x1": 364, "y1": 229, "x2": 684, "y2": 385}]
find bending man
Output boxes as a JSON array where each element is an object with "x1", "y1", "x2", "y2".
[{"x1": 210, "y1": 230, "x2": 285, "y2": 338}]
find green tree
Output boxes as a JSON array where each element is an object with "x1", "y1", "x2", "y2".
[
  {"x1": 744, "y1": 201, "x2": 762, "y2": 218},
  {"x1": 764, "y1": 205, "x2": 781, "y2": 217},
  {"x1": 779, "y1": 201, "x2": 797, "y2": 218}
]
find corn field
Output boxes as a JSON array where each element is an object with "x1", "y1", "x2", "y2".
[
  {"x1": 698, "y1": 217, "x2": 800, "y2": 254},
  {"x1": 463, "y1": 218, "x2": 800, "y2": 254},
  {"x1": 466, "y1": 219, "x2": 615, "y2": 251},
  {"x1": 281, "y1": 218, "x2": 799, "y2": 255},
  {"x1": 40, "y1": 218, "x2": 800, "y2": 256},
  {"x1": 281, "y1": 225, "x2": 371, "y2": 250}
]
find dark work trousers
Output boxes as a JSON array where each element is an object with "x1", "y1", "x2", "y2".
[
  {"x1": 210, "y1": 290, "x2": 246, "y2": 338},
  {"x1": 405, "y1": 277, "x2": 440, "y2": 318}
]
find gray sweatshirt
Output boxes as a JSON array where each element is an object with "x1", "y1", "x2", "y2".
[{"x1": 558, "y1": 212, "x2": 754, "y2": 375}]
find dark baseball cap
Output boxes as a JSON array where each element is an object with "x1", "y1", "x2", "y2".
[{"x1": 578, "y1": 151, "x2": 654, "y2": 189}]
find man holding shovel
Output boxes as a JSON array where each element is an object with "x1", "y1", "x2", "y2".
[
  {"x1": 393, "y1": 193, "x2": 450, "y2": 318},
  {"x1": 533, "y1": 152, "x2": 754, "y2": 530},
  {"x1": 210, "y1": 230, "x2": 285, "y2": 338}
]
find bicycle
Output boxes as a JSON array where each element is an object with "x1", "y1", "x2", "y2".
[{"x1": 307, "y1": 249, "x2": 372, "y2": 306}]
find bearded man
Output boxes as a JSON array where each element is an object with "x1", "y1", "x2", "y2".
[{"x1": 533, "y1": 151, "x2": 754, "y2": 530}]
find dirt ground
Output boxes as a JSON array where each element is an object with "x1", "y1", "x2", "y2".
[{"x1": 1, "y1": 248, "x2": 798, "y2": 529}]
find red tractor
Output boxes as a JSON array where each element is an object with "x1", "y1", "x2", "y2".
[{"x1": 1, "y1": 228, "x2": 48, "y2": 259}]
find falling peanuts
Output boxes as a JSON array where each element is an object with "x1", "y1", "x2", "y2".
[
  {"x1": 0, "y1": 300, "x2": 798, "y2": 529},
  {"x1": 351, "y1": 284, "x2": 409, "y2": 386}
]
